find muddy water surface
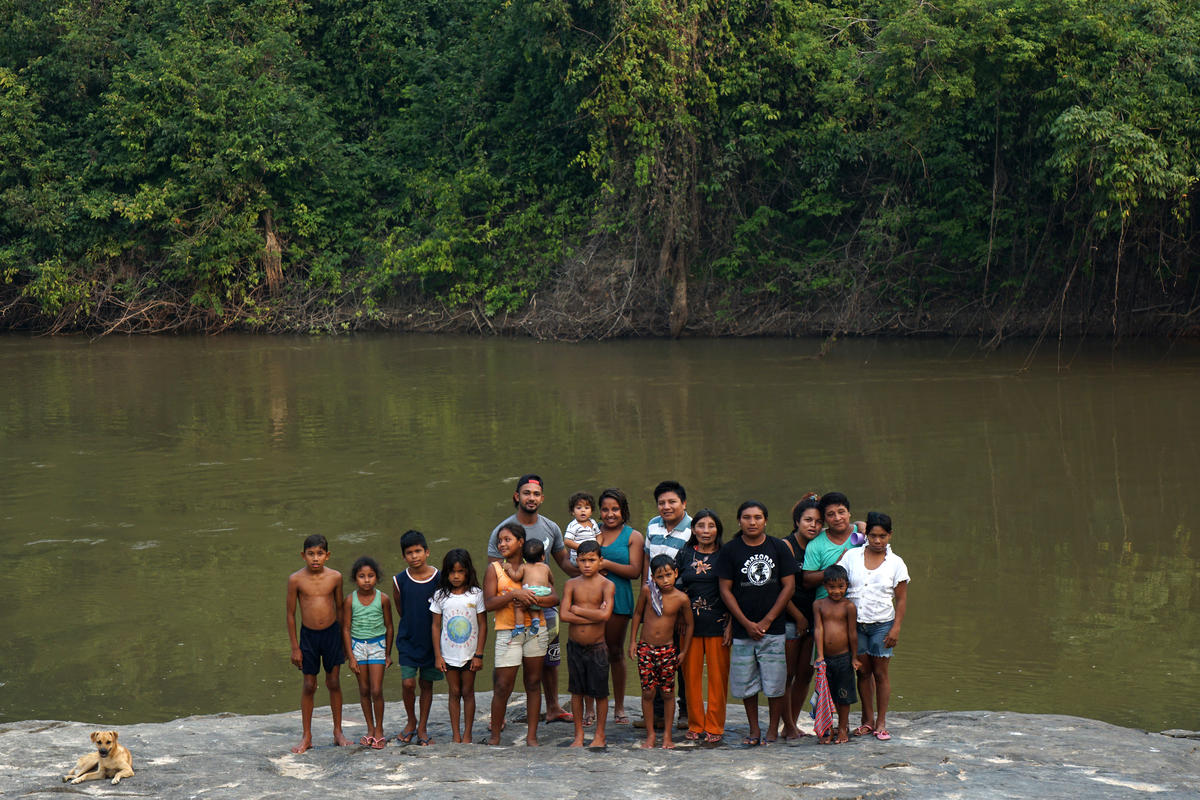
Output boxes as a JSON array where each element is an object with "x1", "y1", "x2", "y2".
[{"x1": 2, "y1": 335, "x2": 1197, "y2": 731}]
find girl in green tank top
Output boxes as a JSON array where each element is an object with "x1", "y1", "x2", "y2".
[{"x1": 342, "y1": 556, "x2": 394, "y2": 748}]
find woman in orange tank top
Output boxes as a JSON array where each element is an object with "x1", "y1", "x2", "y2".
[{"x1": 483, "y1": 521, "x2": 558, "y2": 746}]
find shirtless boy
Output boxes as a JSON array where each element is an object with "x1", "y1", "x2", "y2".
[
  {"x1": 502, "y1": 538, "x2": 554, "y2": 636},
  {"x1": 285, "y1": 534, "x2": 351, "y2": 753},
  {"x1": 559, "y1": 541, "x2": 615, "y2": 747},
  {"x1": 812, "y1": 564, "x2": 860, "y2": 744},
  {"x1": 629, "y1": 554, "x2": 694, "y2": 749}
]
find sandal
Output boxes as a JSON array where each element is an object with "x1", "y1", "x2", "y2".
[
  {"x1": 874, "y1": 729, "x2": 892, "y2": 741},
  {"x1": 704, "y1": 733, "x2": 723, "y2": 744},
  {"x1": 417, "y1": 734, "x2": 433, "y2": 746},
  {"x1": 685, "y1": 730, "x2": 700, "y2": 741},
  {"x1": 371, "y1": 737, "x2": 386, "y2": 749},
  {"x1": 613, "y1": 712, "x2": 630, "y2": 724},
  {"x1": 851, "y1": 724, "x2": 874, "y2": 737},
  {"x1": 358, "y1": 735, "x2": 374, "y2": 747},
  {"x1": 741, "y1": 736, "x2": 762, "y2": 747},
  {"x1": 397, "y1": 729, "x2": 416, "y2": 744}
]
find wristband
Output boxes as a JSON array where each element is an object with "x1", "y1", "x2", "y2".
[{"x1": 473, "y1": 653, "x2": 484, "y2": 659}]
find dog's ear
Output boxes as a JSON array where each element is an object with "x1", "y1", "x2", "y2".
[
  {"x1": 91, "y1": 731, "x2": 101, "y2": 743},
  {"x1": 109, "y1": 731, "x2": 119, "y2": 742}
]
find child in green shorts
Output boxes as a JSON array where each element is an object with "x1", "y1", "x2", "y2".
[{"x1": 392, "y1": 530, "x2": 443, "y2": 746}]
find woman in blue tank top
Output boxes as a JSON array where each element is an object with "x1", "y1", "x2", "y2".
[{"x1": 594, "y1": 487, "x2": 644, "y2": 725}]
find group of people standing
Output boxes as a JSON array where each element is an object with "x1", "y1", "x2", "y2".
[{"x1": 284, "y1": 473, "x2": 910, "y2": 753}]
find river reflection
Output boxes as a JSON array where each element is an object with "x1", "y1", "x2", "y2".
[{"x1": 1, "y1": 335, "x2": 1197, "y2": 731}]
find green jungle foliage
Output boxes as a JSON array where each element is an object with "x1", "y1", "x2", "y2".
[{"x1": 1, "y1": 0, "x2": 1197, "y2": 334}]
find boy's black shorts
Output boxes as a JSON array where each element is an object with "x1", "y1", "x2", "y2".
[
  {"x1": 300, "y1": 621, "x2": 346, "y2": 675},
  {"x1": 567, "y1": 640, "x2": 610, "y2": 699},
  {"x1": 825, "y1": 650, "x2": 857, "y2": 705}
]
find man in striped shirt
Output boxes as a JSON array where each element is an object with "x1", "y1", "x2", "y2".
[{"x1": 641, "y1": 480, "x2": 692, "y2": 729}]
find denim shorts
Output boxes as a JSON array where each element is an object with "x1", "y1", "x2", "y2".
[
  {"x1": 784, "y1": 620, "x2": 809, "y2": 641},
  {"x1": 351, "y1": 635, "x2": 387, "y2": 665},
  {"x1": 857, "y1": 619, "x2": 895, "y2": 658}
]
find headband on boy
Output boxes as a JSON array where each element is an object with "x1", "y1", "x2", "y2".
[{"x1": 515, "y1": 474, "x2": 543, "y2": 492}]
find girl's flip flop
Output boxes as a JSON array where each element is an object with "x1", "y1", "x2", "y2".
[{"x1": 874, "y1": 729, "x2": 892, "y2": 741}]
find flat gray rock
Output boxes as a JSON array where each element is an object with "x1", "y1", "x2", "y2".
[{"x1": 4, "y1": 696, "x2": 1198, "y2": 798}]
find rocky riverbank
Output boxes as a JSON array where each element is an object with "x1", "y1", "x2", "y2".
[{"x1": 4, "y1": 695, "x2": 1198, "y2": 799}]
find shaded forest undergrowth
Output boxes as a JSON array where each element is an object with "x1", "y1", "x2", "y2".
[{"x1": 4, "y1": 239, "x2": 1196, "y2": 343}]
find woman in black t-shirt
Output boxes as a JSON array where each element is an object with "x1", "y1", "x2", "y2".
[
  {"x1": 675, "y1": 509, "x2": 731, "y2": 744},
  {"x1": 779, "y1": 494, "x2": 822, "y2": 740}
]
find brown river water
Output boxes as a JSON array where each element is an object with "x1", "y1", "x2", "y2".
[{"x1": 1, "y1": 334, "x2": 1197, "y2": 731}]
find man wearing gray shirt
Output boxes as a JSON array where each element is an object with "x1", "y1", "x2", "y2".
[{"x1": 488, "y1": 474, "x2": 579, "y2": 724}]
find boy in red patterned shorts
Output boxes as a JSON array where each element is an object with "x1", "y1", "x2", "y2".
[{"x1": 629, "y1": 555, "x2": 694, "y2": 748}]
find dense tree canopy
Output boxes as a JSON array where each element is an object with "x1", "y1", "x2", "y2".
[{"x1": 2, "y1": 0, "x2": 1197, "y2": 337}]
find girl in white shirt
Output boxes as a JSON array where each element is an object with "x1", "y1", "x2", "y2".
[
  {"x1": 839, "y1": 511, "x2": 909, "y2": 741},
  {"x1": 430, "y1": 549, "x2": 487, "y2": 743}
]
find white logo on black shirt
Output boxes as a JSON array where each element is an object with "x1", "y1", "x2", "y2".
[{"x1": 741, "y1": 554, "x2": 776, "y2": 586}]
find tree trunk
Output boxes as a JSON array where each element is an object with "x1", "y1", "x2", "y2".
[{"x1": 261, "y1": 210, "x2": 283, "y2": 296}]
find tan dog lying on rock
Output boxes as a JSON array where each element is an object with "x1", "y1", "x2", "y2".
[{"x1": 63, "y1": 730, "x2": 134, "y2": 785}]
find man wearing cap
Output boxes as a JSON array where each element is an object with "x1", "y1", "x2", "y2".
[{"x1": 488, "y1": 474, "x2": 580, "y2": 724}]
